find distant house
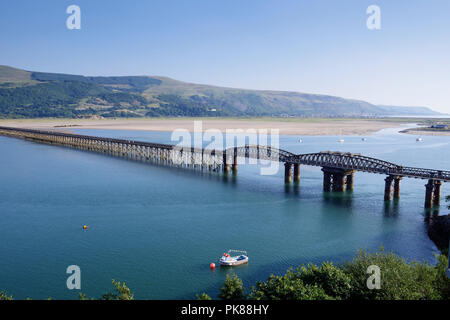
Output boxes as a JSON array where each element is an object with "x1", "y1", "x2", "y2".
[{"x1": 430, "y1": 124, "x2": 448, "y2": 129}]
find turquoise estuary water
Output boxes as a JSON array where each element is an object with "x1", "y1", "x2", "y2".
[{"x1": 0, "y1": 125, "x2": 449, "y2": 299}]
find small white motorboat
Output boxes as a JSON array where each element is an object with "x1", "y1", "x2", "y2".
[
  {"x1": 298, "y1": 138, "x2": 303, "y2": 143},
  {"x1": 361, "y1": 138, "x2": 366, "y2": 141},
  {"x1": 416, "y1": 137, "x2": 423, "y2": 142},
  {"x1": 219, "y1": 250, "x2": 248, "y2": 266},
  {"x1": 337, "y1": 139, "x2": 344, "y2": 143}
]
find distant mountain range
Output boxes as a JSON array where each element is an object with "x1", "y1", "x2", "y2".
[{"x1": 0, "y1": 65, "x2": 442, "y2": 118}]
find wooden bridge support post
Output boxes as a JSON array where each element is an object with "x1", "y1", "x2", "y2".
[
  {"x1": 284, "y1": 163, "x2": 292, "y2": 184},
  {"x1": 424, "y1": 179, "x2": 435, "y2": 209},
  {"x1": 223, "y1": 152, "x2": 230, "y2": 174},
  {"x1": 393, "y1": 176, "x2": 402, "y2": 199},
  {"x1": 232, "y1": 147, "x2": 238, "y2": 174},
  {"x1": 384, "y1": 175, "x2": 394, "y2": 201},
  {"x1": 293, "y1": 163, "x2": 300, "y2": 183}
]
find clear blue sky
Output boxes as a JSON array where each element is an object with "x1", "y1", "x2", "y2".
[{"x1": 1, "y1": 0, "x2": 449, "y2": 113}]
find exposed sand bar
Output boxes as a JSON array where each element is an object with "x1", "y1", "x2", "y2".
[
  {"x1": 402, "y1": 130, "x2": 450, "y2": 136},
  {"x1": 0, "y1": 118, "x2": 403, "y2": 136}
]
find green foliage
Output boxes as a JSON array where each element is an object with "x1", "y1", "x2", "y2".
[
  {"x1": 101, "y1": 279, "x2": 134, "y2": 300},
  {"x1": 31, "y1": 72, "x2": 161, "y2": 91},
  {"x1": 0, "y1": 280, "x2": 136, "y2": 300},
  {"x1": 78, "y1": 292, "x2": 94, "y2": 300},
  {"x1": 297, "y1": 262, "x2": 352, "y2": 299},
  {"x1": 0, "y1": 66, "x2": 442, "y2": 119},
  {"x1": 1, "y1": 250, "x2": 449, "y2": 300},
  {"x1": 0, "y1": 81, "x2": 109, "y2": 118},
  {"x1": 145, "y1": 94, "x2": 232, "y2": 117},
  {"x1": 249, "y1": 270, "x2": 333, "y2": 300},
  {"x1": 196, "y1": 293, "x2": 212, "y2": 300},
  {"x1": 342, "y1": 249, "x2": 441, "y2": 300},
  {"x1": 94, "y1": 92, "x2": 148, "y2": 107},
  {"x1": 434, "y1": 254, "x2": 450, "y2": 299},
  {"x1": 214, "y1": 249, "x2": 450, "y2": 300},
  {"x1": 0, "y1": 290, "x2": 13, "y2": 300},
  {"x1": 0, "y1": 81, "x2": 232, "y2": 118},
  {"x1": 219, "y1": 273, "x2": 246, "y2": 300}
]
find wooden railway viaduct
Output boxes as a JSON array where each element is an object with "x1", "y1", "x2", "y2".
[{"x1": 0, "y1": 126, "x2": 448, "y2": 209}]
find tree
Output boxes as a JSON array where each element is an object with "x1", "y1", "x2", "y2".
[
  {"x1": 78, "y1": 293, "x2": 93, "y2": 300},
  {"x1": 213, "y1": 249, "x2": 450, "y2": 300},
  {"x1": 101, "y1": 279, "x2": 134, "y2": 300},
  {"x1": 219, "y1": 273, "x2": 246, "y2": 300},
  {"x1": 298, "y1": 262, "x2": 352, "y2": 299},
  {"x1": 196, "y1": 293, "x2": 212, "y2": 300},
  {"x1": 342, "y1": 248, "x2": 440, "y2": 300},
  {"x1": 434, "y1": 254, "x2": 450, "y2": 299},
  {"x1": 0, "y1": 291, "x2": 13, "y2": 300},
  {"x1": 249, "y1": 270, "x2": 333, "y2": 300}
]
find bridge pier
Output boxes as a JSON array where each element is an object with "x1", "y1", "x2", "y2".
[
  {"x1": 384, "y1": 175, "x2": 402, "y2": 201},
  {"x1": 332, "y1": 173, "x2": 346, "y2": 192},
  {"x1": 284, "y1": 162, "x2": 300, "y2": 184},
  {"x1": 425, "y1": 180, "x2": 435, "y2": 208},
  {"x1": 425, "y1": 179, "x2": 442, "y2": 208},
  {"x1": 433, "y1": 180, "x2": 442, "y2": 206},
  {"x1": 384, "y1": 175, "x2": 394, "y2": 201},
  {"x1": 293, "y1": 163, "x2": 300, "y2": 183},
  {"x1": 323, "y1": 170, "x2": 332, "y2": 192},
  {"x1": 346, "y1": 172, "x2": 354, "y2": 191},
  {"x1": 393, "y1": 176, "x2": 402, "y2": 199},
  {"x1": 322, "y1": 167, "x2": 354, "y2": 192},
  {"x1": 284, "y1": 163, "x2": 292, "y2": 184}
]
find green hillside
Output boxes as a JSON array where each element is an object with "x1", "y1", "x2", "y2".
[
  {"x1": 0, "y1": 65, "x2": 33, "y2": 83},
  {"x1": 0, "y1": 65, "x2": 441, "y2": 118}
]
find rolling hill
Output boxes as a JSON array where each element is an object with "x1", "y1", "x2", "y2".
[{"x1": 0, "y1": 65, "x2": 442, "y2": 118}]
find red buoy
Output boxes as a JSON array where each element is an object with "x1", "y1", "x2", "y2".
[{"x1": 210, "y1": 263, "x2": 215, "y2": 269}]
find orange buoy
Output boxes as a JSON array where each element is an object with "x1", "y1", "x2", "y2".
[
  {"x1": 83, "y1": 225, "x2": 88, "y2": 230},
  {"x1": 210, "y1": 263, "x2": 215, "y2": 269}
]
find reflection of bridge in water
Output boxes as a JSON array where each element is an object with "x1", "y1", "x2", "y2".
[{"x1": 1, "y1": 126, "x2": 448, "y2": 209}]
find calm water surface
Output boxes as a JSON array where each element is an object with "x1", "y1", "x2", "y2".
[{"x1": 0, "y1": 125, "x2": 448, "y2": 299}]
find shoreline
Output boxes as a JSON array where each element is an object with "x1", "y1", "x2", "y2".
[
  {"x1": 400, "y1": 129, "x2": 450, "y2": 136},
  {"x1": 0, "y1": 118, "x2": 405, "y2": 136}
]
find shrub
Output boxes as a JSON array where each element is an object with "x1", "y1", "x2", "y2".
[
  {"x1": 196, "y1": 293, "x2": 212, "y2": 300},
  {"x1": 298, "y1": 262, "x2": 352, "y2": 299},
  {"x1": 342, "y1": 249, "x2": 440, "y2": 300},
  {"x1": 434, "y1": 254, "x2": 450, "y2": 299},
  {"x1": 0, "y1": 291, "x2": 13, "y2": 300},
  {"x1": 219, "y1": 273, "x2": 246, "y2": 300},
  {"x1": 101, "y1": 279, "x2": 134, "y2": 300},
  {"x1": 249, "y1": 270, "x2": 333, "y2": 300}
]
